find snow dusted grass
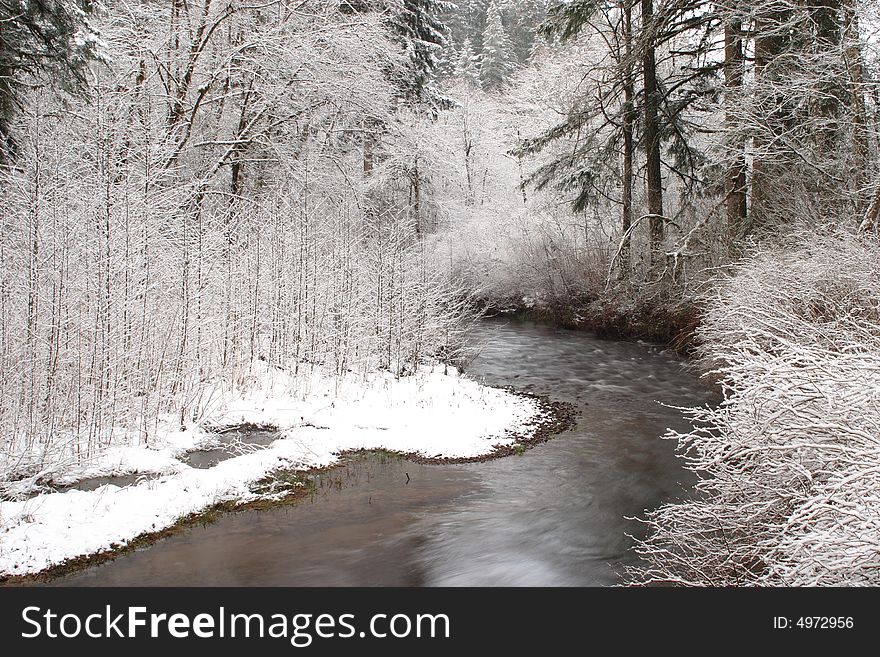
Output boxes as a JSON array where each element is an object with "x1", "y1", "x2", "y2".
[
  {"x1": 631, "y1": 231, "x2": 880, "y2": 586},
  {"x1": 0, "y1": 362, "x2": 544, "y2": 578}
]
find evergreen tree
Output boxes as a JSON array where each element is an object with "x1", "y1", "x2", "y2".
[
  {"x1": 517, "y1": 1, "x2": 721, "y2": 266},
  {"x1": 439, "y1": 1, "x2": 546, "y2": 78},
  {"x1": 391, "y1": 0, "x2": 453, "y2": 111},
  {"x1": 505, "y1": 0, "x2": 549, "y2": 63},
  {"x1": 456, "y1": 38, "x2": 481, "y2": 86},
  {"x1": 442, "y1": 0, "x2": 489, "y2": 51},
  {"x1": 479, "y1": 1, "x2": 516, "y2": 90},
  {"x1": 0, "y1": 0, "x2": 100, "y2": 158}
]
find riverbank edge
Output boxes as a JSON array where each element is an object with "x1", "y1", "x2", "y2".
[
  {"x1": 480, "y1": 296, "x2": 702, "y2": 354},
  {"x1": 0, "y1": 389, "x2": 577, "y2": 585}
]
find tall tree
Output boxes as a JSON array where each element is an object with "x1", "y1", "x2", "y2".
[
  {"x1": 505, "y1": 0, "x2": 551, "y2": 63},
  {"x1": 0, "y1": 0, "x2": 100, "y2": 158},
  {"x1": 441, "y1": 0, "x2": 489, "y2": 52},
  {"x1": 523, "y1": 0, "x2": 680, "y2": 267},
  {"x1": 640, "y1": 0, "x2": 664, "y2": 264},
  {"x1": 723, "y1": 10, "x2": 747, "y2": 240},
  {"x1": 456, "y1": 38, "x2": 482, "y2": 86},
  {"x1": 842, "y1": 0, "x2": 868, "y2": 195},
  {"x1": 744, "y1": 0, "x2": 862, "y2": 229},
  {"x1": 620, "y1": 0, "x2": 635, "y2": 274},
  {"x1": 479, "y1": 1, "x2": 517, "y2": 89},
  {"x1": 391, "y1": 0, "x2": 453, "y2": 110}
]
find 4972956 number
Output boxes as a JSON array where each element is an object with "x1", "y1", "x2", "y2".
[
  {"x1": 774, "y1": 616, "x2": 854, "y2": 630},
  {"x1": 797, "y1": 617, "x2": 853, "y2": 629}
]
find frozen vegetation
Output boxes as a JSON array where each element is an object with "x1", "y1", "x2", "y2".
[
  {"x1": 0, "y1": 3, "x2": 471, "y2": 489},
  {"x1": 3, "y1": 0, "x2": 880, "y2": 585},
  {"x1": 633, "y1": 232, "x2": 880, "y2": 586},
  {"x1": 0, "y1": 2, "x2": 550, "y2": 576}
]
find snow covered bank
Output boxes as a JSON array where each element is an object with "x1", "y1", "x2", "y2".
[
  {"x1": 0, "y1": 363, "x2": 549, "y2": 578},
  {"x1": 631, "y1": 232, "x2": 880, "y2": 586}
]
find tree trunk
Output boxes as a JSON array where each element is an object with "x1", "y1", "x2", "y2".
[
  {"x1": 751, "y1": 8, "x2": 787, "y2": 228},
  {"x1": 843, "y1": 0, "x2": 869, "y2": 208},
  {"x1": 724, "y1": 17, "x2": 747, "y2": 241},
  {"x1": 413, "y1": 158, "x2": 422, "y2": 238},
  {"x1": 363, "y1": 131, "x2": 374, "y2": 177},
  {"x1": 0, "y1": 64, "x2": 16, "y2": 161},
  {"x1": 621, "y1": 0, "x2": 634, "y2": 276},
  {"x1": 860, "y1": 182, "x2": 880, "y2": 233},
  {"x1": 641, "y1": 0, "x2": 664, "y2": 264}
]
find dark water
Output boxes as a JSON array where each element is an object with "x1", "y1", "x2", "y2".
[
  {"x1": 54, "y1": 320, "x2": 714, "y2": 586},
  {"x1": 181, "y1": 429, "x2": 280, "y2": 469},
  {"x1": 51, "y1": 429, "x2": 280, "y2": 494},
  {"x1": 60, "y1": 473, "x2": 156, "y2": 492}
]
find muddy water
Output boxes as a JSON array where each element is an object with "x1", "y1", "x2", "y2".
[{"x1": 55, "y1": 319, "x2": 714, "y2": 586}]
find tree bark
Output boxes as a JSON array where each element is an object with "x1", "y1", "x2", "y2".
[
  {"x1": 843, "y1": 0, "x2": 869, "y2": 208},
  {"x1": 860, "y1": 181, "x2": 880, "y2": 233},
  {"x1": 621, "y1": 0, "x2": 634, "y2": 275},
  {"x1": 413, "y1": 157, "x2": 421, "y2": 238},
  {"x1": 363, "y1": 129, "x2": 375, "y2": 177},
  {"x1": 642, "y1": 0, "x2": 664, "y2": 264},
  {"x1": 751, "y1": 8, "x2": 788, "y2": 228},
  {"x1": 724, "y1": 17, "x2": 747, "y2": 241}
]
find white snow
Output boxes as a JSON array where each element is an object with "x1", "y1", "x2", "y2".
[
  {"x1": 0, "y1": 362, "x2": 544, "y2": 577},
  {"x1": 632, "y1": 233, "x2": 880, "y2": 586}
]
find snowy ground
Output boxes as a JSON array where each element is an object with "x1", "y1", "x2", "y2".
[{"x1": 0, "y1": 363, "x2": 544, "y2": 577}]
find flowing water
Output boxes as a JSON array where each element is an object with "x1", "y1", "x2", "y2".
[{"x1": 54, "y1": 319, "x2": 715, "y2": 586}]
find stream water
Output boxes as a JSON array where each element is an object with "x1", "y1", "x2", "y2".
[{"x1": 54, "y1": 319, "x2": 715, "y2": 586}]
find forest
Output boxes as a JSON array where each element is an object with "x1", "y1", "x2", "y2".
[{"x1": 1, "y1": 0, "x2": 879, "y2": 586}]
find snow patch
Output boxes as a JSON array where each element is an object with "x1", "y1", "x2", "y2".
[{"x1": 0, "y1": 363, "x2": 543, "y2": 577}]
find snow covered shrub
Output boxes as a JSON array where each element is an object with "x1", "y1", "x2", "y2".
[
  {"x1": 449, "y1": 204, "x2": 610, "y2": 310},
  {"x1": 414, "y1": 80, "x2": 613, "y2": 312},
  {"x1": 631, "y1": 230, "x2": 880, "y2": 586}
]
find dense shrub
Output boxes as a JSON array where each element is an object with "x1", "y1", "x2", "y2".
[{"x1": 631, "y1": 230, "x2": 880, "y2": 586}]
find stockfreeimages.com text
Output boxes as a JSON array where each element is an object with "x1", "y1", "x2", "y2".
[{"x1": 21, "y1": 606, "x2": 450, "y2": 646}]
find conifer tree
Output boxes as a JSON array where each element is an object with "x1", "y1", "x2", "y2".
[
  {"x1": 0, "y1": 0, "x2": 100, "y2": 158},
  {"x1": 456, "y1": 37, "x2": 481, "y2": 86},
  {"x1": 442, "y1": 0, "x2": 489, "y2": 52},
  {"x1": 505, "y1": 0, "x2": 550, "y2": 63},
  {"x1": 391, "y1": 0, "x2": 453, "y2": 110},
  {"x1": 479, "y1": 1, "x2": 516, "y2": 90}
]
